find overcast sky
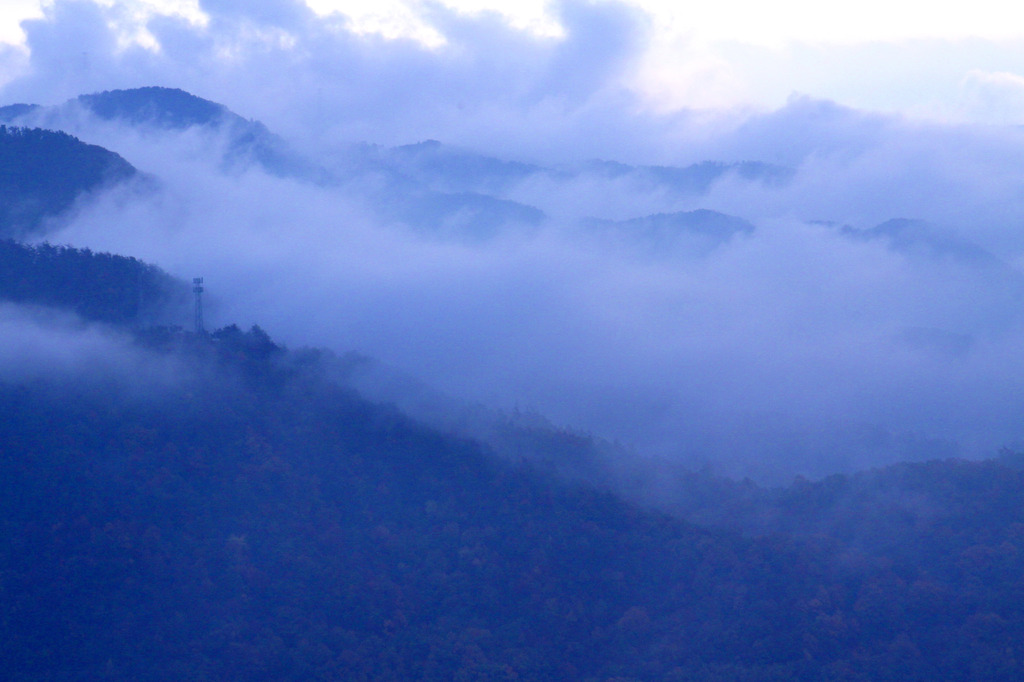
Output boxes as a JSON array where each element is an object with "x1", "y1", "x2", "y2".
[{"x1": 5, "y1": 0, "x2": 1024, "y2": 124}]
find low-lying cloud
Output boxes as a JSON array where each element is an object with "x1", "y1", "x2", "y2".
[
  {"x1": 6, "y1": 0, "x2": 1024, "y2": 480},
  {"x1": 41, "y1": 109, "x2": 1024, "y2": 481},
  {"x1": 0, "y1": 302, "x2": 187, "y2": 394}
]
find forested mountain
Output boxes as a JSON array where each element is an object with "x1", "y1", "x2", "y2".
[
  {"x1": 0, "y1": 332, "x2": 803, "y2": 681},
  {"x1": 0, "y1": 246, "x2": 1020, "y2": 680},
  {"x1": 841, "y1": 218, "x2": 1005, "y2": 264},
  {"x1": 75, "y1": 87, "x2": 236, "y2": 130},
  {"x1": 0, "y1": 126, "x2": 136, "y2": 237},
  {"x1": 3, "y1": 316, "x2": 1024, "y2": 681},
  {"x1": 0, "y1": 87, "x2": 319, "y2": 180},
  {"x1": 76, "y1": 87, "x2": 318, "y2": 178},
  {"x1": 0, "y1": 239, "x2": 188, "y2": 325},
  {"x1": 0, "y1": 103, "x2": 40, "y2": 121},
  {"x1": 584, "y1": 209, "x2": 755, "y2": 256}
]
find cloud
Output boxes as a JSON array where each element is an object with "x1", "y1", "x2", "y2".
[
  {"x1": 8, "y1": 1, "x2": 1024, "y2": 481},
  {"x1": 958, "y1": 69, "x2": 1024, "y2": 124},
  {"x1": 0, "y1": 0, "x2": 671, "y2": 163},
  {"x1": 0, "y1": 302, "x2": 188, "y2": 395},
  {"x1": 40, "y1": 107, "x2": 1024, "y2": 481}
]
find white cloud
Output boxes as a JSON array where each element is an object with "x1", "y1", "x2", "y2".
[
  {"x1": 957, "y1": 69, "x2": 1024, "y2": 125},
  {"x1": 0, "y1": 0, "x2": 44, "y2": 47}
]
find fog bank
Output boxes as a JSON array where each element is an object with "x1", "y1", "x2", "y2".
[{"x1": 7, "y1": 1, "x2": 1024, "y2": 479}]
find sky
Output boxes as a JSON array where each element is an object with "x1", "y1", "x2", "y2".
[
  {"x1": 5, "y1": 0, "x2": 1024, "y2": 482},
  {"x1": 5, "y1": 0, "x2": 1024, "y2": 123}
]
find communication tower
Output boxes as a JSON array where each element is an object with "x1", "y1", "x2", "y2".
[{"x1": 193, "y1": 277, "x2": 205, "y2": 334}]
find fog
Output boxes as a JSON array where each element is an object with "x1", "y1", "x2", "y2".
[
  {"x1": 5, "y1": 0, "x2": 1024, "y2": 479},
  {"x1": 0, "y1": 303, "x2": 189, "y2": 395}
]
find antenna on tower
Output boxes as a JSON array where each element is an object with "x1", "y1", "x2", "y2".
[{"x1": 193, "y1": 277, "x2": 205, "y2": 334}]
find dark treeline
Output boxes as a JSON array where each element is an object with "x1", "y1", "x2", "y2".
[
  {"x1": 0, "y1": 238, "x2": 188, "y2": 324},
  {"x1": 0, "y1": 125, "x2": 137, "y2": 236},
  {"x1": 0, "y1": 322, "x2": 1023, "y2": 681},
  {"x1": 77, "y1": 87, "x2": 230, "y2": 129}
]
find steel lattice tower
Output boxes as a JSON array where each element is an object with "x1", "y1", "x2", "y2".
[{"x1": 193, "y1": 277, "x2": 205, "y2": 334}]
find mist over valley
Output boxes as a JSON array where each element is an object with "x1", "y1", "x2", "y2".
[{"x1": 6, "y1": 82, "x2": 1024, "y2": 480}]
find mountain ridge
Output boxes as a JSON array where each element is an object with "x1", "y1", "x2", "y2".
[{"x1": 0, "y1": 125, "x2": 138, "y2": 238}]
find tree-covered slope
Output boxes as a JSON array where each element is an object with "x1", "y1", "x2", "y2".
[
  {"x1": 1, "y1": 232, "x2": 1024, "y2": 681},
  {"x1": 0, "y1": 126, "x2": 137, "y2": 237},
  {"x1": 0, "y1": 329, "x2": 824, "y2": 682},
  {"x1": 0, "y1": 239, "x2": 188, "y2": 325},
  {"x1": 1, "y1": 88, "x2": 319, "y2": 180},
  {"x1": 2, "y1": 321, "x2": 1024, "y2": 680},
  {"x1": 76, "y1": 86, "x2": 234, "y2": 130},
  {"x1": 74, "y1": 87, "x2": 317, "y2": 178}
]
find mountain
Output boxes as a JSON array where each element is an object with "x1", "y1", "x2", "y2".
[
  {"x1": 0, "y1": 324, "x2": 819, "y2": 682},
  {"x1": 0, "y1": 239, "x2": 188, "y2": 326},
  {"x1": 75, "y1": 86, "x2": 235, "y2": 130},
  {"x1": 583, "y1": 158, "x2": 795, "y2": 193},
  {"x1": 0, "y1": 125, "x2": 137, "y2": 237},
  {"x1": 584, "y1": 208, "x2": 755, "y2": 256},
  {"x1": 0, "y1": 176, "x2": 1022, "y2": 679},
  {"x1": 1, "y1": 89, "x2": 793, "y2": 244},
  {"x1": 841, "y1": 218, "x2": 1002, "y2": 264},
  {"x1": 81, "y1": 87, "x2": 324, "y2": 179},
  {"x1": 372, "y1": 140, "x2": 794, "y2": 197},
  {"x1": 4, "y1": 316, "x2": 1024, "y2": 680},
  {"x1": 838, "y1": 218, "x2": 1024, "y2": 341},
  {"x1": 347, "y1": 139, "x2": 791, "y2": 242},
  {"x1": 0, "y1": 103, "x2": 41, "y2": 121},
  {"x1": 393, "y1": 190, "x2": 546, "y2": 240},
  {"x1": 1, "y1": 87, "x2": 321, "y2": 181},
  {"x1": 383, "y1": 139, "x2": 546, "y2": 194},
  {"x1": 1, "y1": 89, "x2": 546, "y2": 239}
]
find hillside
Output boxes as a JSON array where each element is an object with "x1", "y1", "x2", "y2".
[
  {"x1": 0, "y1": 87, "x2": 321, "y2": 181},
  {"x1": 0, "y1": 126, "x2": 136, "y2": 237},
  {"x1": 0, "y1": 239, "x2": 188, "y2": 325},
  {"x1": 76, "y1": 87, "x2": 314, "y2": 176},
  {"x1": 76, "y1": 87, "x2": 235, "y2": 130},
  {"x1": 0, "y1": 326, "x2": 817, "y2": 681},
  {"x1": 0, "y1": 316, "x2": 1023, "y2": 680}
]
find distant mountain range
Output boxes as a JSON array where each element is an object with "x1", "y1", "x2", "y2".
[
  {"x1": 373, "y1": 138, "x2": 793, "y2": 196},
  {"x1": 0, "y1": 86, "x2": 1015, "y2": 284},
  {"x1": 0, "y1": 86, "x2": 798, "y2": 242},
  {"x1": 584, "y1": 208, "x2": 756, "y2": 257},
  {"x1": 581, "y1": 157, "x2": 794, "y2": 193},
  {"x1": 841, "y1": 218, "x2": 1002, "y2": 264}
]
